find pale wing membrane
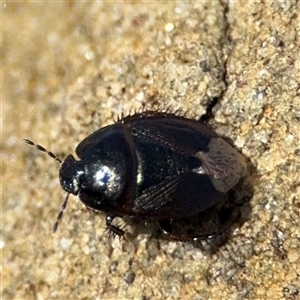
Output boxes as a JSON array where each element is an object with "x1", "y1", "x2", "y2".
[{"x1": 193, "y1": 138, "x2": 247, "y2": 193}]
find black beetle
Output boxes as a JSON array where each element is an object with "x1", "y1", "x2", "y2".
[{"x1": 24, "y1": 110, "x2": 246, "y2": 240}]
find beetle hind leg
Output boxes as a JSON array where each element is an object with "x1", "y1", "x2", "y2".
[{"x1": 158, "y1": 205, "x2": 240, "y2": 244}]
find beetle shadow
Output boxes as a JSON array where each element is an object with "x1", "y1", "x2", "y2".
[{"x1": 125, "y1": 149, "x2": 256, "y2": 254}]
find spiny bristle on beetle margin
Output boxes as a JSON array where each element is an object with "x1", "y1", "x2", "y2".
[
  {"x1": 23, "y1": 139, "x2": 63, "y2": 164},
  {"x1": 53, "y1": 193, "x2": 70, "y2": 233}
]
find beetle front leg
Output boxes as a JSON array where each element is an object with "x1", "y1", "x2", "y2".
[{"x1": 105, "y1": 215, "x2": 126, "y2": 239}]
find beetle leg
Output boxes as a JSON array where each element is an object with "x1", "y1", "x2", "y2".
[
  {"x1": 158, "y1": 207, "x2": 240, "y2": 242},
  {"x1": 105, "y1": 215, "x2": 126, "y2": 239}
]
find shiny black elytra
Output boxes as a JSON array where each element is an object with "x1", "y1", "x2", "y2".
[{"x1": 24, "y1": 110, "x2": 246, "y2": 240}]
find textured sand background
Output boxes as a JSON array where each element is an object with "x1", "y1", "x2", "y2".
[{"x1": 3, "y1": 2, "x2": 300, "y2": 299}]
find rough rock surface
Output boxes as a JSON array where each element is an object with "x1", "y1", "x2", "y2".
[{"x1": 3, "y1": 2, "x2": 299, "y2": 299}]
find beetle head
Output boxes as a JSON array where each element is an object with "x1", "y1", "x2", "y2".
[{"x1": 59, "y1": 154, "x2": 82, "y2": 195}]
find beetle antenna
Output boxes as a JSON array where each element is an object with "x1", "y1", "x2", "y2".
[
  {"x1": 23, "y1": 139, "x2": 62, "y2": 164},
  {"x1": 53, "y1": 193, "x2": 70, "y2": 233}
]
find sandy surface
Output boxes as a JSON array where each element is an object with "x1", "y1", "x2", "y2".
[{"x1": 3, "y1": 2, "x2": 299, "y2": 300}]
